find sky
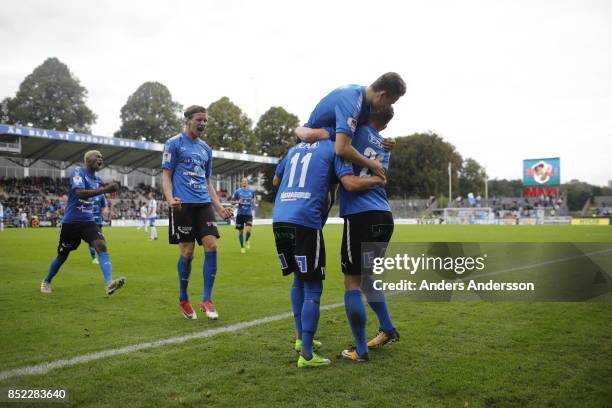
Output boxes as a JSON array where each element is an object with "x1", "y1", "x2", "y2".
[{"x1": 1, "y1": 0, "x2": 611, "y2": 186}]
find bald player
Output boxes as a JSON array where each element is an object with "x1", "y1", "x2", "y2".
[{"x1": 41, "y1": 150, "x2": 126, "y2": 296}]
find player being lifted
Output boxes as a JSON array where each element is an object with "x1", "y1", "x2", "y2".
[
  {"x1": 87, "y1": 192, "x2": 107, "y2": 264},
  {"x1": 297, "y1": 72, "x2": 406, "y2": 180},
  {"x1": 231, "y1": 177, "x2": 256, "y2": 253},
  {"x1": 162, "y1": 105, "x2": 233, "y2": 320},
  {"x1": 272, "y1": 138, "x2": 386, "y2": 368},
  {"x1": 41, "y1": 150, "x2": 126, "y2": 295},
  {"x1": 147, "y1": 192, "x2": 158, "y2": 241}
]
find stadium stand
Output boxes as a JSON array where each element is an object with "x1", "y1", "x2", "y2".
[{"x1": 0, "y1": 124, "x2": 277, "y2": 227}]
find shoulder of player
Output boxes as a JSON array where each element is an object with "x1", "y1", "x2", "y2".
[{"x1": 165, "y1": 133, "x2": 183, "y2": 145}]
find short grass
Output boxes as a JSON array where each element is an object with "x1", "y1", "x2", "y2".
[{"x1": 0, "y1": 225, "x2": 611, "y2": 407}]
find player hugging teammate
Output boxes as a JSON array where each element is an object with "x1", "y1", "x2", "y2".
[{"x1": 273, "y1": 72, "x2": 406, "y2": 367}]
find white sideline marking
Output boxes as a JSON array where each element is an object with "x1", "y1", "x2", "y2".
[{"x1": 0, "y1": 302, "x2": 344, "y2": 382}]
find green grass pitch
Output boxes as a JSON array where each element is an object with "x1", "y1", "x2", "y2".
[{"x1": 0, "y1": 225, "x2": 611, "y2": 407}]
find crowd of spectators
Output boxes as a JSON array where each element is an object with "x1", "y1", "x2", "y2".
[
  {"x1": 0, "y1": 177, "x2": 170, "y2": 226},
  {"x1": 0, "y1": 177, "x2": 238, "y2": 227}
]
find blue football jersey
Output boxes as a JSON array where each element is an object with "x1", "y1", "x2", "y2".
[
  {"x1": 335, "y1": 125, "x2": 391, "y2": 217},
  {"x1": 273, "y1": 140, "x2": 338, "y2": 229},
  {"x1": 232, "y1": 188, "x2": 255, "y2": 216},
  {"x1": 62, "y1": 167, "x2": 104, "y2": 223},
  {"x1": 91, "y1": 194, "x2": 107, "y2": 225},
  {"x1": 305, "y1": 85, "x2": 370, "y2": 140},
  {"x1": 162, "y1": 133, "x2": 213, "y2": 204}
]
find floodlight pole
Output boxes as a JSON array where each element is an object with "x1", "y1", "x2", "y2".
[{"x1": 448, "y1": 161, "x2": 452, "y2": 207}]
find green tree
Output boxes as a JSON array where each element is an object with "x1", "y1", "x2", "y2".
[
  {"x1": 488, "y1": 179, "x2": 523, "y2": 197},
  {"x1": 386, "y1": 132, "x2": 463, "y2": 198},
  {"x1": 4, "y1": 57, "x2": 96, "y2": 132},
  {"x1": 205, "y1": 97, "x2": 255, "y2": 152},
  {"x1": 459, "y1": 158, "x2": 487, "y2": 196},
  {"x1": 254, "y1": 106, "x2": 300, "y2": 199},
  {"x1": 115, "y1": 82, "x2": 182, "y2": 143}
]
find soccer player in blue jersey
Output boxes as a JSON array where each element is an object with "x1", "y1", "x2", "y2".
[
  {"x1": 162, "y1": 105, "x2": 233, "y2": 320},
  {"x1": 298, "y1": 72, "x2": 406, "y2": 180},
  {"x1": 332, "y1": 106, "x2": 399, "y2": 362},
  {"x1": 41, "y1": 151, "x2": 126, "y2": 296},
  {"x1": 272, "y1": 139, "x2": 386, "y2": 368},
  {"x1": 87, "y1": 193, "x2": 107, "y2": 264},
  {"x1": 231, "y1": 177, "x2": 257, "y2": 253}
]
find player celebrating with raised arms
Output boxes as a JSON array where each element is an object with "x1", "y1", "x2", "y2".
[
  {"x1": 231, "y1": 177, "x2": 256, "y2": 253},
  {"x1": 272, "y1": 138, "x2": 386, "y2": 368},
  {"x1": 41, "y1": 150, "x2": 126, "y2": 296},
  {"x1": 162, "y1": 105, "x2": 233, "y2": 320}
]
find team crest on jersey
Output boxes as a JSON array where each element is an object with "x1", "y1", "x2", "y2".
[
  {"x1": 72, "y1": 175, "x2": 83, "y2": 184},
  {"x1": 347, "y1": 117, "x2": 357, "y2": 133},
  {"x1": 162, "y1": 151, "x2": 172, "y2": 163}
]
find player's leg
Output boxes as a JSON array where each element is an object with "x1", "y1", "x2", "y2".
[
  {"x1": 245, "y1": 220, "x2": 252, "y2": 249},
  {"x1": 88, "y1": 224, "x2": 126, "y2": 295},
  {"x1": 88, "y1": 243, "x2": 97, "y2": 263},
  {"x1": 197, "y1": 204, "x2": 221, "y2": 319},
  {"x1": 149, "y1": 218, "x2": 157, "y2": 240},
  {"x1": 171, "y1": 206, "x2": 197, "y2": 319},
  {"x1": 361, "y1": 212, "x2": 399, "y2": 348},
  {"x1": 236, "y1": 217, "x2": 245, "y2": 253},
  {"x1": 295, "y1": 227, "x2": 329, "y2": 367},
  {"x1": 178, "y1": 242, "x2": 195, "y2": 314},
  {"x1": 200, "y1": 235, "x2": 218, "y2": 318},
  {"x1": 42, "y1": 224, "x2": 78, "y2": 293},
  {"x1": 340, "y1": 216, "x2": 369, "y2": 361}
]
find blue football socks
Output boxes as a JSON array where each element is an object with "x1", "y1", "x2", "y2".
[
  {"x1": 290, "y1": 274, "x2": 305, "y2": 339},
  {"x1": 301, "y1": 280, "x2": 323, "y2": 359},
  {"x1": 44, "y1": 258, "x2": 62, "y2": 283},
  {"x1": 97, "y1": 252, "x2": 113, "y2": 284},
  {"x1": 238, "y1": 232, "x2": 244, "y2": 248},
  {"x1": 345, "y1": 289, "x2": 368, "y2": 357},
  {"x1": 177, "y1": 255, "x2": 193, "y2": 301},
  {"x1": 203, "y1": 251, "x2": 217, "y2": 301},
  {"x1": 368, "y1": 300, "x2": 394, "y2": 332}
]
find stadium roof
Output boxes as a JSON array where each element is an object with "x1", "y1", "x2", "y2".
[{"x1": 0, "y1": 124, "x2": 278, "y2": 175}]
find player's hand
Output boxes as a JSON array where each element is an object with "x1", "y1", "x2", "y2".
[
  {"x1": 104, "y1": 182, "x2": 120, "y2": 193},
  {"x1": 168, "y1": 197, "x2": 182, "y2": 209},
  {"x1": 382, "y1": 137, "x2": 396, "y2": 151},
  {"x1": 219, "y1": 207, "x2": 233, "y2": 219},
  {"x1": 371, "y1": 175, "x2": 387, "y2": 187},
  {"x1": 369, "y1": 159, "x2": 386, "y2": 181}
]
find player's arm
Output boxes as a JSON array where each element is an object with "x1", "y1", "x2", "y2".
[
  {"x1": 272, "y1": 155, "x2": 287, "y2": 188},
  {"x1": 207, "y1": 179, "x2": 233, "y2": 219},
  {"x1": 336, "y1": 133, "x2": 385, "y2": 180},
  {"x1": 339, "y1": 174, "x2": 386, "y2": 192},
  {"x1": 230, "y1": 191, "x2": 240, "y2": 205},
  {"x1": 295, "y1": 127, "x2": 331, "y2": 142},
  {"x1": 74, "y1": 183, "x2": 119, "y2": 199},
  {"x1": 162, "y1": 169, "x2": 181, "y2": 208}
]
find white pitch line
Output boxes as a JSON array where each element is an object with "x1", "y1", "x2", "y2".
[{"x1": 0, "y1": 302, "x2": 344, "y2": 381}]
